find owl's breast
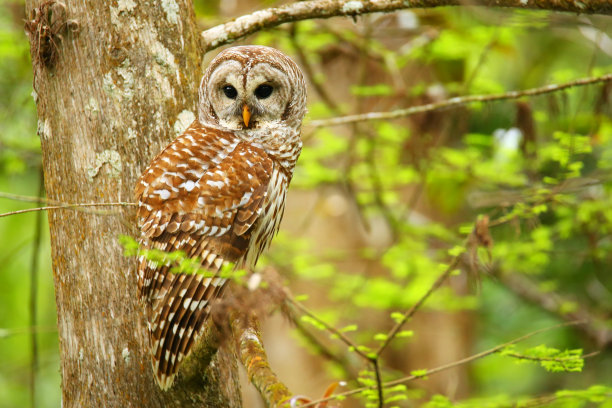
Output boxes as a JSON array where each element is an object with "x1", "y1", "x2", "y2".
[{"x1": 244, "y1": 165, "x2": 289, "y2": 267}]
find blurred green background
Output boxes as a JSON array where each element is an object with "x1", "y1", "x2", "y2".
[
  {"x1": 1, "y1": 1, "x2": 611, "y2": 407},
  {"x1": 0, "y1": 1, "x2": 57, "y2": 407}
]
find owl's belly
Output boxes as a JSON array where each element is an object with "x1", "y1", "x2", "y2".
[{"x1": 244, "y1": 166, "x2": 288, "y2": 268}]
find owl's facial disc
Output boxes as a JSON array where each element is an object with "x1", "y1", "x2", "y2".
[{"x1": 207, "y1": 60, "x2": 292, "y2": 131}]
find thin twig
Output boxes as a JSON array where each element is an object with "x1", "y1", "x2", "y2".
[
  {"x1": 286, "y1": 296, "x2": 370, "y2": 361},
  {"x1": 288, "y1": 24, "x2": 341, "y2": 114},
  {"x1": 380, "y1": 322, "x2": 587, "y2": 386},
  {"x1": 492, "y1": 269, "x2": 612, "y2": 348},
  {"x1": 0, "y1": 191, "x2": 53, "y2": 204},
  {"x1": 0, "y1": 202, "x2": 135, "y2": 219},
  {"x1": 504, "y1": 350, "x2": 600, "y2": 363},
  {"x1": 308, "y1": 73, "x2": 612, "y2": 128},
  {"x1": 0, "y1": 326, "x2": 58, "y2": 338},
  {"x1": 200, "y1": 0, "x2": 612, "y2": 52},
  {"x1": 371, "y1": 358, "x2": 384, "y2": 408},
  {"x1": 286, "y1": 302, "x2": 360, "y2": 379},
  {"x1": 364, "y1": 129, "x2": 400, "y2": 240},
  {"x1": 0, "y1": 191, "x2": 136, "y2": 212},
  {"x1": 375, "y1": 255, "x2": 461, "y2": 355},
  {"x1": 462, "y1": 29, "x2": 499, "y2": 93},
  {"x1": 299, "y1": 321, "x2": 585, "y2": 407}
]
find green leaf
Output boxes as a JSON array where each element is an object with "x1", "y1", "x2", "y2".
[
  {"x1": 350, "y1": 84, "x2": 394, "y2": 97},
  {"x1": 300, "y1": 315, "x2": 326, "y2": 331},
  {"x1": 396, "y1": 330, "x2": 414, "y2": 338},
  {"x1": 373, "y1": 333, "x2": 388, "y2": 341},
  {"x1": 411, "y1": 369, "x2": 428, "y2": 378},
  {"x1": 390, "y1": 312, "x2": 404, "y2": 324},
  {"x1": 448, "y1": 245, "x2": 466, "y2": 257},
  {"x1": 339, "y1": 324, "x2": 358, "y2": 333}
]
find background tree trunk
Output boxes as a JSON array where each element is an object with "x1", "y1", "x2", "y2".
[{"x1": 24, "y1": 1, "x2": 241, "y2": 406}]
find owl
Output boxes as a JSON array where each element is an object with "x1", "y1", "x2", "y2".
[{"x1": 134, "y1": 46, "x2": 307, "y2": 390}]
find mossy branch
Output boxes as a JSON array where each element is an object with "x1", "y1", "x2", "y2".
[{"x1": 231, "y1": 313, "x2": 293, "y2": 407}]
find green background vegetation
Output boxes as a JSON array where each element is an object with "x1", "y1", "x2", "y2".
[{"x1": 1, "y1": 0, "x2": 611, "y2": 407}]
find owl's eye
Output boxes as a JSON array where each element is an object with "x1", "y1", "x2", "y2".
[
  {"x1": 254, "y1": 84, "x2": 273, "y2": 99},
  {"x1": 222, "y1": 85, "x2": 237, "y2": 99}
]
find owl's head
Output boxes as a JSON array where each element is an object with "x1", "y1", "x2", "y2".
[{"x1": 198, "y1": 46, "x2": 307, "y2": 132}]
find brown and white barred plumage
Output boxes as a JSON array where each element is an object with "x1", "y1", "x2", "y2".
[{"x1": 135, "y1": 46, "x2": 306, "y2": 389}]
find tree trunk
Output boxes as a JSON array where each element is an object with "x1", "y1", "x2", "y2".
[{"x1": 25, "y1": 1, "x2": 241, "y2": 406}]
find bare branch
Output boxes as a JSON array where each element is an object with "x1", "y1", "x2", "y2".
[
  {"x1": 288, "y1": 24, "x2": 341, "y2": 114},
  {"x1": 284, "y1": 300, "x2": 360, "y2": 379},
  {"x1": 0, "y1": 191, "x2": 53, "y2": 204},
  {"x1": 493, "y1": 270, "x2": 612, "y2": 348},
  {"x1": 372, "y1": 359, "x2": 384, "y2": 408},
  {"x1": 0, "y1": 202, "x2": 135, "y2": 219},
  {"x1": 285, "y1": 295, "x2": 371, "y2": 361},
  {"x1": 201, "y1": 0, "x2": 612, "y2": 52},
  {"x1": 0, "y1": 326, "x2": 57, "y2": 338},
  {"x1": 309, "y1": 73, "x2": 612, "y2": 128},
  {"x1": 374, "y1": 255, "x2": 461, "y2": 355}
]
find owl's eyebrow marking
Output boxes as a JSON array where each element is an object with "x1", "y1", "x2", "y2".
[
  {"x1": 208, "y1": 104, "x2": 218, "y2": 121},
  {"x1": 281, "y1": 101, "x2": 292, "y2": 121}
]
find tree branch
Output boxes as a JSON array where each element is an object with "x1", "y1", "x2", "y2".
[
  {"x1": 504, "y1": 350, "x2": 599, "y2": 364},
  {"x1": 0, "y1": 202, "x2": 135, "y2": 218},
  {"x1": 299, "y1": 321, "x2": 585, "y2": 407},
  {"x1": 232, "y1": 313, "x2": 293, "y2": 407},
  {"x1": 200, "y1": 0, "x2": 612, "y2": 52},
  {"x1": 309, "y1": 73, "x2": 612, "y2": 128},
  {"x1": 0, "y1": 326, "x2": 57, "y2": 338},
  {"x1": 374, "y1": 255, "x2": 461, "y2": 355},
  {"x1": 493, "y1": 270, "x2": 612, "y2": 348},
  {"x1": 284, "y1": 300, "x2": 360, "y2": 379},
  {"x1": 285, "y1": 295, "x2": 371, "y2": 361}
]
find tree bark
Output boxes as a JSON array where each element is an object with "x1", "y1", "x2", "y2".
[{"x1": 25, "y1": 1, "x2": 241, "y2": 406}]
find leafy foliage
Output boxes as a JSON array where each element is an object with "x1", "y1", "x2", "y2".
[
  {"x1": 499, "y1": 344, "x2": 585, "y2": 372},
  {"x1": 1, "y1": 1, "x2": 611, "y2": 408}
]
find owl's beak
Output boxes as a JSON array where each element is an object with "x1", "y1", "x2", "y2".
[{"x1": 242, "y1": 104, "x2": 251, "y2": 128}]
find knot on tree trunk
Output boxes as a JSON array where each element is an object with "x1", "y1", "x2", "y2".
[{"x1": 25, "y1": 1, "x2": 79, "y2": 69}]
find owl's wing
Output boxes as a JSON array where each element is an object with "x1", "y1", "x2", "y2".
[{"x1": 135, "y1": 121, "x2": 274, "y2": 389}]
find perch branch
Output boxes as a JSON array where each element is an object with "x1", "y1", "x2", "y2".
[
  {"x1": 232, "y1": 313, "x2": 293, "y2": 407},
  {"x1": 201, "y1": 0, "x2": 612, "y2": 52},
  {"x1": 309, "y1": 73, "x2": 612, "y2": 128}
]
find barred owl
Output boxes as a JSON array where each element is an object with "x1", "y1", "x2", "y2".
[{"x1": 135, "y1": 46, "x2": 306, "y2": 390}]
